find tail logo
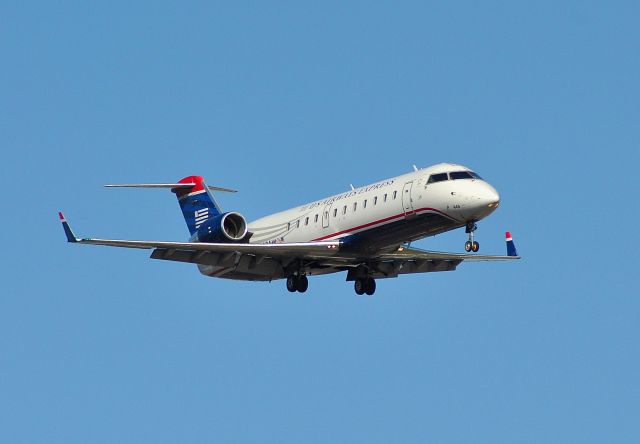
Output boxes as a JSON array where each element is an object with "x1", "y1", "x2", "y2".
[{"x1": 195, "y1": 208, "x2": 209, "y2": 228}]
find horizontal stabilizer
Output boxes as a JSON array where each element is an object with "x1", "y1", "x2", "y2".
[{"x1": 105, "y1": 183, "x2": 237, "y2": 193}]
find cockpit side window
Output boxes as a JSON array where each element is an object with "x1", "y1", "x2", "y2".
[
  {"x1": 450, "y1": 171, "x2": 474, "y2": 180},
  {"x1": 469, "y1": 171, "x2": 483, "y2": 180},
  {"x1": 427, "y1": 172, "x2": 449, "y2": 184}
]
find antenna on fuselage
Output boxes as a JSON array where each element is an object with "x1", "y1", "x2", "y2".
[
  {"x1": 349, "y1": 184, "x2": 355, "y2": 191},
  {"x1": 413, "y1": 165, "x2": 419, "y2": 172}
]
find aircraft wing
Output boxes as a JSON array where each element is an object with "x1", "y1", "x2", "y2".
[
  {"x1": 335, "y1": 243, "x2": 520, "y2": 280},
  {"x1": 59, "y1": 212, "x2": 341, "y2": 259},
  {"x1": 59, "y1": 212, "x2": 519, "y2": 279},
  {"x1": 378, "y1": 246, "x2": 519, "y2": 262}
]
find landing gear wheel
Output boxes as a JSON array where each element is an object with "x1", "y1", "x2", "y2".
[
  {"x1": 286, "y1": 275, "x2": 298, "y2": 292},
  {"x1": 354, "y1": 279, "x2": 365, "y2": 295},
  {"x1": 364, "y1": 278, "x2": 376, "y2": 296},
  {"x1": 465, "y1": 221, "x2": 479, "y2": 253},
  {"x1": 297, "y1": 275, "x2": 308, "y2": 293}
]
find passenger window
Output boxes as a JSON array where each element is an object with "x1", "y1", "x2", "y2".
[
  {"x1": 296, "y1": 220, "x2": 300, "y2": 228},
  {"x1": 393, "y1": 191, "x2": 397, "y2": 199},
  {"x1": 427, "y1": 173, "x2": 449, "y2": 184},
  {"x1": 305, "y1": 217, "x2": 309, "y2": 226},
  {"x1": 353, "y1": 202, "x2": 357, "y2": 211},
  {"x1": 333, "y1": 208, "x2": 337, "y2": 217},
  {"x1": 384, "y1": 193, "x2": 387, "y2": 202},
  {"x1": 363, "y1": 199, "x2": 367, "y2": 208},
  {"x1": 287, "y1": 222, "x2": 291, "y2": 230},
  {"x1": 315, "y1": 214, "x2": 319, "y2": 223},
  {"x1": 343, "y1": 205, "x2": 347, "y2": 215},
  {"x1": 374, "y1": 196, "x2": 378, "y2": 205}
]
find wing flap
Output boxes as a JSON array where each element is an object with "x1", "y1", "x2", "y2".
[
  {"x1": 376, "y1": 257, "x2": 462, "y2": 276},
  {"x1": 149, "y1": 248, "x2": 284, "y2": 273}
]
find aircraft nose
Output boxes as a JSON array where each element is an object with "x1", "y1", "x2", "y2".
[
  {"x1": 473, "y1": 182, "x2": 500, "y2": 215},
  {"x1": 481, "y1": 183, "x2": 500, "y2": 207}
]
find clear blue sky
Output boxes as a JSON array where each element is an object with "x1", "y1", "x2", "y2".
[{"x1": 2, "y1": 1, "x2": 638, "y2": 442}]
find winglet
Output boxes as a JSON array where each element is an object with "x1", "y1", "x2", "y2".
[
  {"x1": 506, "y1": 231, "x2": 518, "y2": 257},
  {"x1": 59, "y1": 212, "x2": 79, "y2": 243}
]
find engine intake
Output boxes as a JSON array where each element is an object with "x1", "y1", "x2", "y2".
[{"x1": 194, "y1": 212, "x2": 248, "y2": 243}]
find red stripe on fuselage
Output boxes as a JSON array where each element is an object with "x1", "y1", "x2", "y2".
[{"x1": 311, "y1": 207, "x2": 459, "y2": 241}]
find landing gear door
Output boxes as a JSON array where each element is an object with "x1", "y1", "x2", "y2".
[
  {"x1": 322, "y1": 203, "x2": 332, "y2": 228},
  {"x1": 402, "y1": 181, "x2": 415, "y2": 217}
]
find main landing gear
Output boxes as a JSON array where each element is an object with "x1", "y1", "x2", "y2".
[
  {"x1": 354, "y1": 278, "x2": 376, "y2": 296},
  {"x1": 286, "y1": 274, "x2": 308, "y2": 293},
  {"x1": 464, "y1": 221, "x2": 480, "y2": 253}
]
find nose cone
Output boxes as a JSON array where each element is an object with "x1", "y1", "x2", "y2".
[
  {"x1": 471, "y1": 182, "x2": 500, "y2": 219},
  {"x1": 480, "y1": 182, "x2": 500, "y2": 206}
]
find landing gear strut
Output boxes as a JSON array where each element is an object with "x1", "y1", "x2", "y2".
[
  {"x1": 286, "y1": 274, "x2": 308, "y2": 293},
  {"x1": 464, "y1": 221, "x2": 480, "y2": 253},
  {"x1": 354, "y1": 278, "x2": 376, "y2": 296}
]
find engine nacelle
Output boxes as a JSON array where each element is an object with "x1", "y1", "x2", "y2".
[{"x1": 193, "y1": 212, "x2": 248, "y2": 243}]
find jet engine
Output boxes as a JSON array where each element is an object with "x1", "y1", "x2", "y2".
[{"x1": 193, "y1": 212, "x2": 248, "y2": 243}]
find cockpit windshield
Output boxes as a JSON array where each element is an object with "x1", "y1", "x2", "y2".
[
  {"x1": 427, "y1": 172, "x2": 449, "y2": 184},
  {"x1": 427, "y1": 171, "x2": 483, "y2": 184},
  {"x1": 450, "y1": 171, "x2": 482, "y2": 180}
]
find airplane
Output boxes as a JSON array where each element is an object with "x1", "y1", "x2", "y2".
[{"x1": 59, "y1": 163, "x2": 520, "y2": 295}]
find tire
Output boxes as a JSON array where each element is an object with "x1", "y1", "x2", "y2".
[
  {"x1": 297, "y1": 275, "x2": 308, "y2": 293},
  {"x1": 471, "y1": 241, "x2": 480, "y2": 252},
  {"x1": 364, "y1": 278, "x2": 376, "y2": 296},
  {"x1": 286, "y1": 275, "x2": 298, "y2": 292},
  {"x1": 354, "y1": 279, "x2": 365, "y2": 295},
  {"x1": 465, "y1": 241, "x2": 472, "y2": 252}
]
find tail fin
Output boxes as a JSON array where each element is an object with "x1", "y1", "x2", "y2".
[
  {"x1": 59, "y1": 212, "x2": 79, "y2": 242},
  {"x1": 505, "y1": 231, "x2": 518, "y2": 257},
  {"x1": 172, "y1": 176, "x2": 223, "y2": 235}
]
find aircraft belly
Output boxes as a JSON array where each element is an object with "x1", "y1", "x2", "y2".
[{"x1": 342, "y1": 212, "x2": 462, "y2": 254}]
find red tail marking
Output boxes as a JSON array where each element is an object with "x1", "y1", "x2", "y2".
[{"x1": 174, "y1": 175, "x2": 205, "y2": 197}]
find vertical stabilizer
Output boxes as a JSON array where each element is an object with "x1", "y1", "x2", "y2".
[
  {"x1": 173, "y1": 176, "x2": 223, "y2": 235},
  {"x1": 506, "y1": 232, "x2": 518, "y2": 257}
]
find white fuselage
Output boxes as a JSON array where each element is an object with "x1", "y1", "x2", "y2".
[{"x1": 247, "y1": 163, "x2": 500, "y2": 247}]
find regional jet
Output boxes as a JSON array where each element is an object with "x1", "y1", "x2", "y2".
[{"x1": 60, "y1": 163, "x2": 520, "y2": 295}]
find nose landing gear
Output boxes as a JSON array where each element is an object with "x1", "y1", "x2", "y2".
[{"x1": 464, "y1": 222, "x2": 480, "y2": 252}]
